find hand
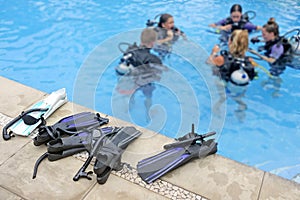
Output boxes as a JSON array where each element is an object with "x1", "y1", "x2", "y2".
[
  {"x1": 212, "y1": 45, "x2": 220, "y2": 54},
  {"x1": 173, "y1": 27, "x2": 180, "y2": 35},
  {"x1": 221, "y1": 24, "x2": 232, "y2": 31},
  {"x1": 250, "y1": 37, "x2": 260, "y2": 44}
]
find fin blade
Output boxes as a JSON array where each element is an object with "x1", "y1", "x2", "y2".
[
  {"x1": 94, "y1": 126, "x2": 142, "y2": 184},
  {"x1": 137, "y1": 147, "x2": 192, "y2": 184},
  {"x1": 9, "y1": 88, "x2": 67, "y2": 136}
]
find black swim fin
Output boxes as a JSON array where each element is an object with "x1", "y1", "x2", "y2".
[
  {"x1": 137, "y1": 125, "x2": 217, "y2": 184},
  {"x1": 93, "y1": 126, "x2": 142, "y2": 184},
  {"x1": 32, "y1": 126, "x2": 117, "y2": 179},
  {"x1": 33, "y1": 112, "x2": 109, "y2": 146}
]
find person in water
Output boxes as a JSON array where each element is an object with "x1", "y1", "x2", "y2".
[
  {"x1": 249, "y1": 18, "x2": 292, "y2": 97},
  {"x1": 116, "y1": 28, "x2": 167, "y2": 121},
  {"x1": 209, "y1": 4, "x2": 261, "y2": 45},
  {"x1": 153, "y1": 13, "x2": 186, "y2": 58},
  {"x1": 207, "y1": 30, "x2": 256, "y2": 121}
]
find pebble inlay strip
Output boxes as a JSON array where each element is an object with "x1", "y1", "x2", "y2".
[{"x1": 74, "y1": 152, "x2": 207, "y2": 200}]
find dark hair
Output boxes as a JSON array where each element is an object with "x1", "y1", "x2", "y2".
[
  {"x1": 230, "y1": 4, "x2": 242, "y2": 14},
  {"x1": 263, "y1": 18, "x2": 279, "y2": 37},
  {"x1": 158, "y1": 13, "x2": 173, "y2": 28}
]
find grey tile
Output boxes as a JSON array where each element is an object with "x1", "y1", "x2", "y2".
[
  {"x1": 0, "y1": 142, "x2": 95, "y2": 200},
  {"x1": 122, "y1": 128, "x2": 172, "y2": 167},
  {"x1": 0, "y1": 186, "x2": 24, "y2": 200},
  {"x1": 0, "y1": 76, "x2": 46, "y2": 117},
  {"x1": 0, "y1": 125, "x2": 31, "y2": 165},
  {"x1": 259, "y1": 172, "x2": 300, "y2": 200},
  {"x1": 83, "y1": 174, "x2": 168, "y2": 200},
  {"x1": 160, "y1": 155, "x2": 264, "y2": 200}
]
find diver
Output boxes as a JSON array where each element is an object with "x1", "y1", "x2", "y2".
[
  {"x1": 209, "y1": 4, "x2": 261, "y2": 46},
  {"x1": 248, "y1": 18, "x2": 299, "y2": 97},
  {"x1": 115, "y1": 28, "x2": 162, "y2": 76},
  {"x1": 207, "y1": 30, "x2": 256, "y2": 122},
  {"x1": 146, "y1": 13, "x2": 186, "y2": 59},
  {"x1": 115, "y1": 28, "x2": 167, "y2": 122}
]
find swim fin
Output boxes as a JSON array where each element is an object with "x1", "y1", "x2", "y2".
[
  {"x1": 46, "y1": 126, "x2": 119, "y2": 160},
  {"x1": 33, "y1": 112, "x2": 109, "y2": 146},
  {"x1": 137, "y1": 125, "x2": 217, "y2": 184},
  {"x1": 93, "y1": 126, "x2": 142, "y2": 184},
  {"x1": 3, "y1": 88, "x2": 67, "y2": 140},
  {"x1": 32, "y1": 126, "x2": 118, "y2": 179}
]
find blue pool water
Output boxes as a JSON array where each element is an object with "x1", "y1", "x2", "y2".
[{"x1": 1, "y1": 0, "x2": 299, "y2": 183}]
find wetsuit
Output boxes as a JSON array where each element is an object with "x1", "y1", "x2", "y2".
[
  {"x1": 215, "y1": 17, "x2": 258, "y2": 32},
  {"x1": 122, "y1": 45, "x2": 163, "y2": 98},
  {"x1": 128, "y1": 47, "x2": 162, "y2": 68},
  {"x1": 153, "y1": 27, "x2": 180, "y2": 57},
  {"x1": 218, "y1": 51, "x2": 256, "y2": 84},
  {"x1": 262, "y1": 38, "x2": 290, "y2": 76},
  {"x1": 215, "y1": 16, "x2": 258, "y2": 45},
  {"x1": 221, "y1": 52, "x2": 255, "y2": 98}
]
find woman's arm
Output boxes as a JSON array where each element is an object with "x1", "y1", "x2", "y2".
[
  {"x1": 244, "y1": 22, "x2": 262, "y2": 32},
  {"x1": 248, "y1": 49, "x2": 276, "y2": 63},
  {"x1": 157, "y1": 29, "x2": 174, "y2": 44},
  {"x1": 207, "y1": 45, "x2": 225, "y2": 66},
  {"x1": 209, "y1": 18, "x2": 231, "y2": 31}
]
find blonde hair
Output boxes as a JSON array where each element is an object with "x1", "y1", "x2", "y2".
[
  {"x1": 229, "y1": 30, "x2": 249, "y2": 57},
  {"x1": 141, "y1": 28, "x2": 157, "y2": 45}
]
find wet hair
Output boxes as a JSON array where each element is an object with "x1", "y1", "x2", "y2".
[
  {"x1": 141, "y1": 28, "x2": 157, "y2": 45},
  {"x1": 229, "y1": 30, "x2": 249, "y2": 57},
  {"x1": 158, "y1": 13, "x2": 173, "y2": 28},
  {"x1": 263, "y1": 18, "x2": 280, "y2": 37},
  {"x1": 230, "y1": 4, "x2": 242, "y2": 14}
]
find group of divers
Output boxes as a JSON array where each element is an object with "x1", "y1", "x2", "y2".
[
  {"x1": 115, "y1": 4, "x2": 300, "y2": 121},
  {"x1": 2, "y1": 4, "x2": 300, "y2": 187}
]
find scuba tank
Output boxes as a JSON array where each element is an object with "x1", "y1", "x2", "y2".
[
  {"x1": 230, "y1": 68, "x2": 250, "y2": 86},
  {"x1": 287, "y1": 30, "x2": 300, "y2": 69},
  {"x1": 289, "y1": 33, "x2": 300, "y2": 56},
  {"x1": 115, "y1": 42, "x2": 139, "y2": 75}
]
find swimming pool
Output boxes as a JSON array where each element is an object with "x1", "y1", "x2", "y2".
[{"x1": 1, "y1": 0, "x2": 299, "y2": 183}]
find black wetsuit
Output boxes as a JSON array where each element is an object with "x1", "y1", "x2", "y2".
[
  {"x1": 260, "y1": 37, "x2": 295, "y2": 76},
  {"x1": 129, "y1": 47, "x2": 162, "y2": 67},
  {"x1": 126, "y1": 46, "x2": 163, "y2": 98},
  {"x1": 218, "y1": 51, "x2": 256, "y2": 85}
]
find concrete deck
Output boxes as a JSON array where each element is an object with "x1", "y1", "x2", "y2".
[{"x1": 0, "y1": 76, "x2": 299, "y2": 200}]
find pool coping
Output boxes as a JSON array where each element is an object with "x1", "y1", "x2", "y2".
[{"x1": 0, "y1": 76, "x2": 299, "y2": 200}]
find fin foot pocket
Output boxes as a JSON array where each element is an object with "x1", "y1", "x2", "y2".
[{"x1": 33, "y1": 112, "x2": 109, "y2": 146}]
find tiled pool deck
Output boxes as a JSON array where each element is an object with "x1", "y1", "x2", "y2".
[{"x1": 0, "y1": 76, "x2": 299, "y2": 200}]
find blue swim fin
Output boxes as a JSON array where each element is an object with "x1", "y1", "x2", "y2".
[
  {"x1": 137, "y1": 125, "x2": 217, "y2": 184},
  {"x1": 33, "y1": 112, "x2": 109, "y2": 146}
]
